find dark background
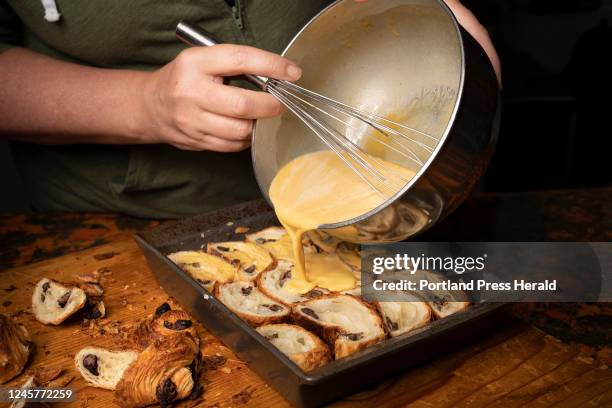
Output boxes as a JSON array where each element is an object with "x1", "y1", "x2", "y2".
[
  {"x1": 1, "y1": 0, "x2": 610, "y2": 212},
  {"x1": 468, "y1": 0, "x2": 612, "y2": 192}
]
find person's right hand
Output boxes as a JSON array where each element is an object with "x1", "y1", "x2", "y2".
[{"x1": 138, "y1": 45, "x2": 302, "y2": 152}]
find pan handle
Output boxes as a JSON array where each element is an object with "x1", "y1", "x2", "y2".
[{"x1": 176, "y1": 21, "x2": 268, "y2": 90}]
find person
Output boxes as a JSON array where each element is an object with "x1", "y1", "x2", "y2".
[{"x1": 0, "y1": 0, "x2": 500, "y2": 218}]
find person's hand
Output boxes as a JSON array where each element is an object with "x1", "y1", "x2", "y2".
[
  {"x1": 355, "y1": 0, "x2": 501, "y2": 86},
  {"x1": 138, "y1": 45, "x2": 302, "y2": 152}
]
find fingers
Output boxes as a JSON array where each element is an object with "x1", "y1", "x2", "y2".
[
  {"x1": 194, "y1": 111, "x2": 253, "y2": 141},
  {"x1": 171, "y1": 133, "x2": 251, "y2": 152},
  {"x1": 186, "y1": 44, "x2": 302, "y2": 81},
  {"x1": 201, "y1": 83, "x2": 284, "y2": 119}
]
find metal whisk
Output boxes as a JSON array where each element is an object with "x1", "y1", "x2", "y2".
[{"x1": 176, "y1": 22, "x2": 439, "y2": 197}]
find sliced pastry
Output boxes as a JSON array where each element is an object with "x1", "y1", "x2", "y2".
[
  {"x1": 245, "y1": 226, "x2": 316, "y2": 261},
  {"x1": 114, "y1": 333, "x2": 201, "y2": 408},
  {"x1": 292, "y1": 294, "x2": 386, "y2": 359},
  {"x1": 32, "y1": 278, "x2": 87, "y2": 325},
  {"x1": 0, "y1": 314, "x2": 32, "y2": 384},
  {"x1": 336, "y1": 242, "x2": 361, "y2": 273},
  {"x1": 256, "y1": 324, "x2": 331, "y2": 372},
  {"x1": 216, "y1": 281, "x2": 288, "y2": 326},
  {"x1": 130, "y1": 303, "x2": 198, "y2": 350},
  {"x1": 411, "y1": 270, "x2": 470, "y2": 319},
  {"x1": 75, "y1": 347, "x2": 139, "y2": 390},
  {"x1": 257, "y1": 260, "x2": 328, "y2": 305},
  {"x1": 429, "y1": 298, "x2": 470, "y2": 319},
  {"x1": 207, "y1": 242, "x2": 274, "y2": 281},
  {"x1": 375, "y1": 301, "x2": 431, "y2": 337},
  {"x1": 305, "y1": 230, "x2": 342, "y2": 254},
  {"x1": 167, "y1": 250, "x2": 237, "y2": 291}
]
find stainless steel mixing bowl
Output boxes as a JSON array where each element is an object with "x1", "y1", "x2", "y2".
[{"x1": 252, "y1": 0, "x2": 500, "y2": 243}]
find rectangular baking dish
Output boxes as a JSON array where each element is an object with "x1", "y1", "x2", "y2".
[{"x1": 135, "y1": 199, "x2": 505, "y2": 407}]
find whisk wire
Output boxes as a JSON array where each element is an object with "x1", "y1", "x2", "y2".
[
  {"x1": 268, "y1": 81, "x2": 426, "y2": 167},
  {"x1": 266, "y1": 78, "x2": 440, "y2": 197}
]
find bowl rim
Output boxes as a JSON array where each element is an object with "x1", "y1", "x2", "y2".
[{"x1": 251, "y1": 0, "x2": 466, "y2": 230}]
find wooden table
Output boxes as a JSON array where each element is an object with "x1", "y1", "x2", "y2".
[{"x1": 1, "y1": 188, "x2": 611, "y2": 407}]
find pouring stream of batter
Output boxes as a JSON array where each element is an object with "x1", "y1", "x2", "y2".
[{"x1": 269, "y1": 150, "x2": 415, "y2": 293}]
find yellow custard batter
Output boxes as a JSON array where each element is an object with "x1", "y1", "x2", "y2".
[{"x1": 269, "y1": 150, "x2": 415, "y2": 293}]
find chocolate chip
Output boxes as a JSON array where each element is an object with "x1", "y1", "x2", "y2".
[
  {"x1": 196, "y1": 279, "x2": 212, "y2": 286},
  {"x1": 301, "y1": 307, "x2": 319, "y2": 320},
  {"x1": 156, "y1": 378, "x2": 177, "y2": 408},
  {"x1": 190, "y1": 262, "x2": 201, "y2": 268},
  {"x1": 41, "y1": 282, "x2": 50, "y2": 292},
  {"x1": 40, "y1": 293, "x2": 45, "y2": 302},
  {"x1": 304, "y1": 289, "x2": 322, "y2": 299},
  {"x1": 265, "y1": 333, "x2": 279, "y2": 340},
  {"x1": 385, "y1": 317, "x2": 399, "y2": 331},
  {"x1": 241, "y1": 286, "x2": 253, "y2": 296},
  {"x1": 57, "y1": 291, "x2": 71, "y2": 308},
  {"x1": 279, "y1": 270, "x2": 292, "y2": 286},
  {"x1": 154, "y1": 302, "x2": 171, "y2": 317},
  {"x1": 83, "y1": 354, "x2": 99, "y2": 376},
  {"x1": 243, "y1": 265, "x2": 256, "y2": 274},
  {"x1": 163, "y1": 319, "x2": 193, "y2": 331},
  {"x1": 216, "y1": 246, "x2": 230, "y2": 252},
  {"x1": 297, "y1": 337, "x2": 305, "y2": 345},
  {"x1": 344, "y1": 332, "x2": 364, "y2": 341},
  {"x1": 263, "y1": 304, "x2": 283, "y2": 312},
  {"x1": 2, "y1": 300, "x2": 12, "y2": 307},
  {"x1": 432, "y1": 295, "x2": 448, "y2": 308},
  {"x1": 255, "y1": 238, "x2": 271, "y2": 244},
  {"x1": 4, "y1": 284, "x2": 16, "y2": 292}
]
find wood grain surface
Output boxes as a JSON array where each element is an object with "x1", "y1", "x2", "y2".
[{"x1": 1, "y1": 238, "x2": 610, "y2": 408}]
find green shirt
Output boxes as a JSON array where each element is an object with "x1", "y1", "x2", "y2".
[{"x1": 1, "y1": 0, "x2": 332, "y2": 218}]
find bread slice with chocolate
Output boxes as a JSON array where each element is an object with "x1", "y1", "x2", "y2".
[
  {"x1": 256, "y1": 324, "x2": 331, "y2": 372},
  {"x1": 257, "y1": 260, "x2": 328, "y2": 305},
  {"x1": 114, "y1": 333, "x2": 201, "y2": 408},
  {"x1": 129, "y1": 303, "x2": 198, "y2": 351},
  {"x1": 305, "y1": 230, "x2": 342, "y2": 254},
  {"x1": 167, "y1": 250, "x2": 236, "y2": 291},
  {"x1": 75, "y1": 347, "x2": 139, "y2": 390},
  {"x1": 292, "y1": 294, "x2": 386, "y2": 359},
  {"x1": 245, "y1": 227, "x2": 317, "y2": 261},
  {"x1": 429, "y1": 299, "x2": 470, "y2": 319},
  {"x1": 375, "y1": 301, "x2": 431, "y2": 337},
  {"x1": 208, "y1": 242, "x2": 274, "y2": 281},
  {"x1": 32, "y1": 278, "x2": 87, "y2": 325},
  {"x1": 216, "y1": 281, "x2": 288, "y2": 326},
  {"x1": 0, "y1": 314, "x2": 32, "y2": 384}
]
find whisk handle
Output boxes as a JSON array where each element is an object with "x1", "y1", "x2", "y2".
[{"x1": 176, "y1": 21, "x2": 268, "y2": 90}]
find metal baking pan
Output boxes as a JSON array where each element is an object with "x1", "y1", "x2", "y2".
[{"x1": 135, "y1": 200, "x2": 505, "y2": 407}]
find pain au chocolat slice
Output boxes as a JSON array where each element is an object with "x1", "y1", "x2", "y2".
[
  {"x1": 375, "y1": 299, "x2": 431, "y2": 337},
  {"x1": 114, "y1": 333, "x2": 200, "y2": 408},
  {"x1": 216, "y1": 281, "x2": 289, "y2": 326},
  {"x1": 0, "y1": 314, "x2": 32, "y2": 384},
  {"x1": 257, "y1": 260, "x2": 329, "y2": 305},
  {"x1": 411, "y1": 270, "x2": 471, "y2": 319},
  {"x1": 256, "y1": 324, "x2": 331, "y2": 372},
  {"x1": 245, "y1": 226, "x2": 317, "y2": 261},
  {"x1": 168, "y1": 250, "x2": 236, "y2": 291},
  {"x1": 32, "y1": 278, "x2": 88, "y2": 325},
  {"x1": 207, "y1": 242, "x2": 274, "y2": 281},
  {"x1": 75, "y1": 347, "x2": 139, "y2": 390},
  {"x1": 292, "y1": 294, "x2": 386, "y2": 359}
]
